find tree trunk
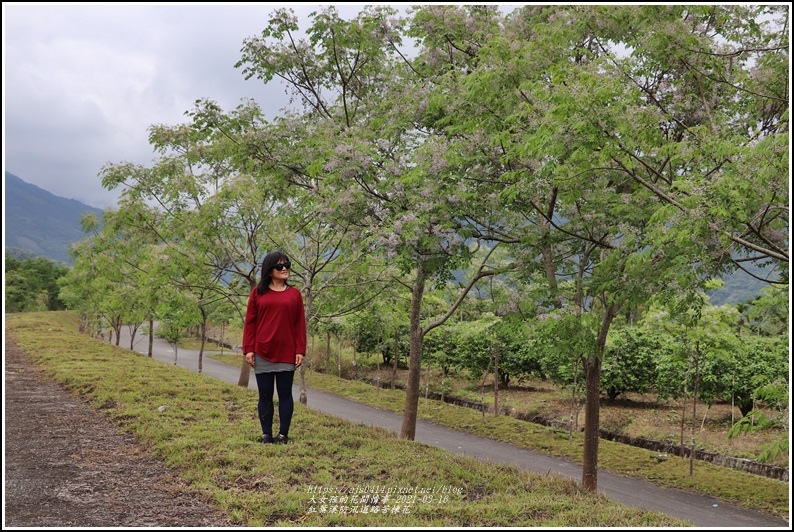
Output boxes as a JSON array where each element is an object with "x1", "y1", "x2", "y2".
[
  {"x1": 325, "y1": 330, "x2": 331, "y2": 374},
  {"x1": 113, "y1": 316, "x2": 122, "y2": 346},
  {"x1": 148, "y1": 318, "x2": 154, "y2": 357},
  {"x1": 198, "y1": 317, "x2": 206, "y2": 374},
  {"x1": 400, "y1": 270, "x2": 426, "y2": 440},
  {"x1": 128, "y1": 324, "x2": 138, "y2": 351},
  {"x1": 493, "y1": 346, "x2": 499, "y2": 417},
  {"x1": 690, "y1": 344, "x2": 700, "y2": 476},
  {"x1": 337, "y1": 335, "x2": 342, "y2": 378},
  {"x1": 540, "y1": 207, "x2": 562, "y2": 309},
  {"x1": 391, "y1": 328, "x2": 399, "y2": 389},
  {"x1": 582, "y1": 303, "x2": 619, "y2": 492},
  {"x1": 582, "y1": 355, "x2": 601, "y2": 492},
  {"x1": 569, "y1": 357, "x2": 580, "y2": 442},
  {"x1": 680, "y1": 355, "x2": 693, "y2": 457}
]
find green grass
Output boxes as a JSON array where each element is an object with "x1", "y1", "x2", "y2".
[{"x1": 5, "y1": 311, "x2": 695, "y2": 527}]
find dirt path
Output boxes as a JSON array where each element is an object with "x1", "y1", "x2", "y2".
[{"x1": 3, "y1": 336, "x2": 235, "y2": 527}]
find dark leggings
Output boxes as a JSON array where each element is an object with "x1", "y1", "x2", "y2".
[{"x1": 255, "y1": 370, "x2": 295, "y2": 437}]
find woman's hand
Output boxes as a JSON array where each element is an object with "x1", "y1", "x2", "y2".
[
  {"x1": 245, "y1": 352, "x2": 256, "y2": 368},
  {"x1": 295, "y1": 354, "x2": 305, "y2": 368}
]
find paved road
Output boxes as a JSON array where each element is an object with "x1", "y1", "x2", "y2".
[{"x1": 116, "y1": 329, "x2": 790, "y2": 528}]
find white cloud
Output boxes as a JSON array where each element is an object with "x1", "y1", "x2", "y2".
[{"x1": 4, "y1": 3, "x2": 371, "y2": 209}]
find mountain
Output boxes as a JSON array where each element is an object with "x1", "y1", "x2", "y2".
[
  {"x1": 707, "y1": 262, "x2": 777, "y2": 306},
  {"x1": 4, "y1": 171, "x2": 105, "y2": 265}
]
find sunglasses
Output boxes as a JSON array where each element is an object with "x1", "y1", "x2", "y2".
[{"x1": 273, "y1": 262, "x2": 291, "y2": 271}]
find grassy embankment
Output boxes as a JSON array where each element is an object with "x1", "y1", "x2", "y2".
[{"x1": 6, "y1": 311, "x2": 694, "y2": 527}]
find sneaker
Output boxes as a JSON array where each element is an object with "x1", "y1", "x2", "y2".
[
  {"x1": 259, "y1": 434, "x2": 273, "y2": 444},
  {"x1": 274, "y1": 434, "x2": 289, "y2": 444}
]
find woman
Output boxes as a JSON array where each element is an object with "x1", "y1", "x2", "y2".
[{"x1": 243, "y1": 251, "x2": 306, "y2": 444}]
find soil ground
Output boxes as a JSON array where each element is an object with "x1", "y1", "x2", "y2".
[{"x1": 3, "y1": 336, "x2": 233, "y2": 527}]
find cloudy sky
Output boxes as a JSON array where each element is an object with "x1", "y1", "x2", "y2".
[{"x1": 3, "y1": 2, "x2": 389, "y2": 209}]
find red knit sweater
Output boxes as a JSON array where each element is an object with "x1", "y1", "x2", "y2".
[{"x1": 242, "y1": 286, "x2": 307, "y2": 363}]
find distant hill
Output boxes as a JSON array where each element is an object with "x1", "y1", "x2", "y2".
[
  {"x1": 4, "y1": 171, "x2": 105, "y2": 265},
  {"x1": 707, "y1": 262, "x2": 778, "y2": 306}
]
